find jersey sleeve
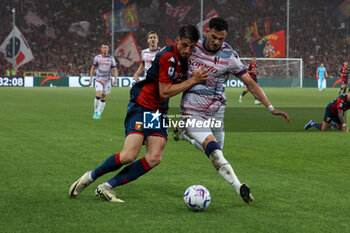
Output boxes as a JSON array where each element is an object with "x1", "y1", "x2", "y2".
[
  {"x1": 141, "y1": 50, "x2": 145, "y2": 64},
  {"x1": 111, "y1": 57, "x2": 117, "y2": 68},
  {"x1": 337, "y1": 97, "x2": 345, "y2": 110},
  {"x1": 228, "y1": 51, "x2": 247, "y2": 77},
  {"x1": 93, "y1": 56, "x2": 98, "y2": 67},
  {"x1": 158, "y1": 52, "x2": 175, "y2": 84}
]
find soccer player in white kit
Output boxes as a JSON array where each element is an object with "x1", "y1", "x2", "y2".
[
  {"x1": 89, "y1": 44, "x2": 118, "y2": 120},
  {"x1": 174, "y1": 17, "x2": 290, "y2": 204},
  {"x1": 133, "y1": 31, "x2": 161, "y2": 82}
]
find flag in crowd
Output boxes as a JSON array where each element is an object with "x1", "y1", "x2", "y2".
[
  {"x1": 68, "y1": 21, "x2": 90, "y2": 37},
  {"x1": 114, "y1": 32, "x2": 141, "y2": 68},
  {"x1": 164, "y1": 2, "x2": 192, "y2": 22},
  {"x1": 0, "y1": 26, "x2": 34, "y2": 68},
  {"x1": 245, "y1": 25, "x2": 254, "y2": 42},
  {"x1": 103, "y1": 3, "x2": 139, "y2": 33},
  {"x1": 264, "y1": 19, "x2": 271, "y2": 35},
  {"x1": 252, "y1": 21, "x2": 259, "y2": 39},
  {"x1": 162, "y1": 2, "x2": 193, "y2": 43},
  {"x1": 25, "y1": 10, "x2": 56, "y2": 39},
  {"x1": 197, "y1": 6, "x2": 219, "y2": 33},
  {"x1": 250, "y1": 30, "x2": 286, "y2": 58},
  {"x1": 333, "y1": 0, "x2": 350, "y2": 23}
]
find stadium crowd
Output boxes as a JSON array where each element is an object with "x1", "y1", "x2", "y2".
[{"x1": 0, "y1": 0, "x2": 348, "y2": 79}]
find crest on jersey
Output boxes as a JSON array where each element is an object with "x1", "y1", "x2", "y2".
[
  {"x1": 135, "y1": 121, "x2": 143, "y2": 130},
  {"x1": 214, "y1": 57, "x2": 220, "y2": 65}
]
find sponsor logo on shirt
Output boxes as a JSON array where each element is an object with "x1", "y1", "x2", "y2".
[
  {"x1": 189, "y1": 58, "x2": 219, "y2": 74},
  {"x1": 168, "y1": 67, "x2": 175, "y2": 77}
]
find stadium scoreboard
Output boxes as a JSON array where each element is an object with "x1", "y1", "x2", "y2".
[{"x1": 0, "y1": 77, "x2": 24, "y2": 87}]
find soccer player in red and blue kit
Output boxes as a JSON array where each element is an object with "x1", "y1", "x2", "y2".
[
  {"x1": 338, "y1": 61, "x2": 350, "y2": 95},
  {"x1": 239, "y1": 57, "x2": 261, "y2": 104},
  {"x1": 69, "y1": 25, "x2": 209, "y2": 202},
  {"x1": 304, "y1": 91, "x2": 350, "y2": 132}
]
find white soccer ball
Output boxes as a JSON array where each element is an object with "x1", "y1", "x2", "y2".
[{"x1": 183, "y1": 185, "x2": 211, "y2": 211}]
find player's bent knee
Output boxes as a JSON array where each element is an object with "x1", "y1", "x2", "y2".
[
  {"x1": 203, "y1": 135, "x2": 216, "y2": 151},
  {"x1": 145, "y1": 153, "x2": 162, "y2": 167},
  {"x1": 119, "y1": 151, "x2": 138, "y2": 164}
]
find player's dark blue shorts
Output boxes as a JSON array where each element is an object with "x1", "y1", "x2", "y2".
[
  {"x1": 340, "y1": 78, "x2": 348, "y2": 84},
  {"x1": 323, "y1": 107, "x2": 340, "y2": 123},
  {"x1": 124, "y1": 101, "x2": 168, "y2": 139}
]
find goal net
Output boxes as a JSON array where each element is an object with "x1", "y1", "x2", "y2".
[{"x1": 240, "y1": 58, "x2": 304, "y2": 87}]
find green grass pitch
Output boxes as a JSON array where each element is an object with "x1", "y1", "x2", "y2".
[{"x1": 0, "y1": 87, "x2": 349, "y2": 233}]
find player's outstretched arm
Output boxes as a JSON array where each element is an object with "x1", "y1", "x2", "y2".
[
  {"x1": 240, "y1": 73, "x2": 290, "y2": 122},
  {"x1": 159, "y1": 65, "x2": 208, "y2": 100}
]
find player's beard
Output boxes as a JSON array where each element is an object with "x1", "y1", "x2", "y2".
[
  {"x1": 209, "y1": 43, "x2": 220, "y2": 51},
  {"x1": 180, "y1": 52, "x2": 190, "y2": 59}
]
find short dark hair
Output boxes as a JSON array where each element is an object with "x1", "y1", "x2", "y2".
[
  {"x1": 209, "y1": 17, "x2": 228, "y2": 32},
  {"x1": 147, "y1": 31, "x2": 157, "y2": 39},
  {"x1": 178, "y1": 24, "x2": 200, "y2": 43}
]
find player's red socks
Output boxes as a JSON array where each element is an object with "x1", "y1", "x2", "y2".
[
  {"x1": 91, "y1": 153, "x2": 122, "y2": 180},
  {"x1": 107, "y1": 157, "x2": 152, "y2": 188}
]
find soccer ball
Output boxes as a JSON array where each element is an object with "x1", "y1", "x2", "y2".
[{"x1": 183, "y1": 185, "x2": 211, "y2": 211}]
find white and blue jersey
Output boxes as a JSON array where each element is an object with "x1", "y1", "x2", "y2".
[
  {"x1": 93, "y1": 54, "x2": 117, "y2": 85},
  {"x1": 141, "y1": 47, "x2": 161, "y2": 78},
  {"x1": 180, "y1": 39, "x2": 247, "y2": 116}
]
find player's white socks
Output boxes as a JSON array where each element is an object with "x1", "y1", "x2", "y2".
[
  {"x1": 98, "y1": 100, "x2": 106, "y2": 116},
  {"x1": 210, "y1": 149, "x2": 241, "y2": 194},
  {"x1": 182, "y1": 134, "x2": 205, "y2": 152},
  {"x1": 94, "y1": 97, "x2": 100, "y2": 114}
]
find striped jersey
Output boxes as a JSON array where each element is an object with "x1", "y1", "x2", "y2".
[
  {"x1": 142, "y1": 47, "x2": 161, "y2": 77},
  {"x1": 92, "y1": 54, "x2": 117, "y2": 84},
  {"x1": 180, "y1": 39, "x2": 247, "y2": 115}
]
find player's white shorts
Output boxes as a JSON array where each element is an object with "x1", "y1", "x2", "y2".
[
  {"x1": 182, "y1": 105, "x2": 225, "y2": 148},
  {"x1": 95, "y1": 81, "x2": 111, "y2": 94},
  {"x1": 318, "y1": 78, "x2": 326, "y2": 90}
]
